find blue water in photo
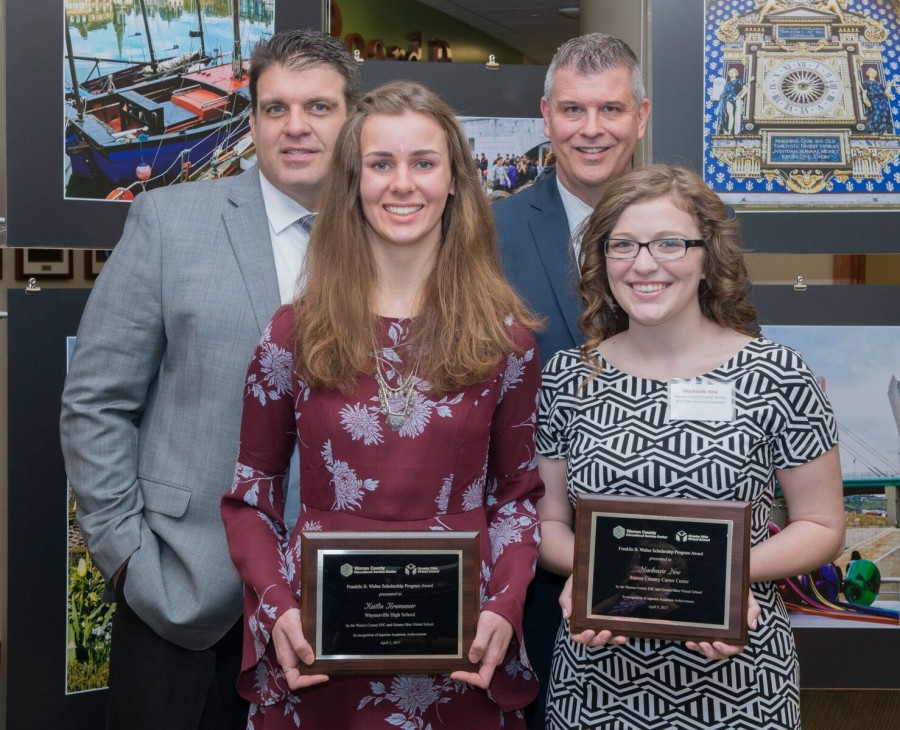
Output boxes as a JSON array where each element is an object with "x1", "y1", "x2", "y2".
[{"x1": 65, "y1": 0, "x2": 274, "y2": 91}]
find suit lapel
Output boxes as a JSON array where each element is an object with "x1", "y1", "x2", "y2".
[
  {"x1": 223, "y1": 168, "x2": 281, "y2": 333},
  {"x1": 528, "y1": 173, "x2": 582, "y2": 344}
]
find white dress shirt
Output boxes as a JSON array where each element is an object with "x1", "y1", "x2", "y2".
[
  {"x1": 556, "y1": 176, "x2": 594, "y2": 270},
  {"x1": 258, "y1": 172, "x2": 312, "y2": 305}
]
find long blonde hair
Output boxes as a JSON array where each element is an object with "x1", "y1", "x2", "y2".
[{"x1": 293, "y1": 81, "x2": 541, "y2": 394}]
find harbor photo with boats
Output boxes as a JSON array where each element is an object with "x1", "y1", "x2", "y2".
[
  {"x1": 764, "y1": 325, "x2": 900, "y2": 630},
  {"x1": 64, "y1": 0, "x2": 275, "y2": 201}
]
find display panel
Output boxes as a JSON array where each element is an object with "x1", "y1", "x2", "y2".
[
  {"x1": 703, "y1": 1, "x2": 900, "y2": 210},
  {"x1": 748, "y1": 284, "x2": 899, "y2": 687},
  {"x1": 762, "y1": 324, "x2": 900, "y2": 631},
  {"x1": 651, "y1": 0, "x2": 900, "y2": 252},
  {"x1": 6, "y1": 290, "x2": 108, "y2": 729},
  {"x1": 63, "y1": 0, "x2": 274, "y2": 202},
  {"x1": 5, "y1": 0, "x2": 314, "y2": 248}
]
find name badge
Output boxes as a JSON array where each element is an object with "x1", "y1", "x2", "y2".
[{"x1": 667, "y1": 378, "x2": 735, "y2": 422}]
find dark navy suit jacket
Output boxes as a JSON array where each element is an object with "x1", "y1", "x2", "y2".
[
  {"x1": 492, "y1": 169, "x2": 577, "y2": 728},
  {"x1": 493, "y1": 170, "x2": 582, "y2": 366}
]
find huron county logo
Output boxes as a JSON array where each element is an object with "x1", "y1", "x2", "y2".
[
  {"x1": 405, "y1": 564, "x2": 418, "y2": 576},
  {"x1": 340, "y1": 563, "x2": 353, "y2": 578},
  {"x1": 675, "y1": 531, "x2": 688, "y2": 543},
  {"x1": 613, "y1": 526, "x2": 625, "y2": 540}
]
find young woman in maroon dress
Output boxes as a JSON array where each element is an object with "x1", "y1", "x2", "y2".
[{"x1": 222, "y1": 81, "x2": 544, "y2": 729}]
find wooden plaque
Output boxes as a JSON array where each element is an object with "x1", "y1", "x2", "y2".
[
  {"x1": 300, "y1": 531, "x2": 480, "y2": 675},
  {"x1": 572, "y1": 496, "x2": 751, "y2": 644}
]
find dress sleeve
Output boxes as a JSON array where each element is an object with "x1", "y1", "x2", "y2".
[
  {"x1": 221, "y1": 305, "x2": 298, "y2": 659},
  {"x1": 770, "y1": 345, "x2": 839, "y2": 469},
  {"x1": 536, "y1": 349, "x2": 579, "y2": 460},
  {"x1": 481, "y1": 324, "x2": 544, "y2": 637}
]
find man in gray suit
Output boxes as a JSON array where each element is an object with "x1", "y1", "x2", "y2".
[
  {"x1": 60, "y1": 30, "x2": 359, "y2": 730},
  {"x1": 492, "y1": 33, "x2": 650, "y2": 729}
]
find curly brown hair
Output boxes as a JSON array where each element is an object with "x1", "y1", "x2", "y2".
[{"x1": 578, "y1": 164, "x2": 759, "y2": 361}]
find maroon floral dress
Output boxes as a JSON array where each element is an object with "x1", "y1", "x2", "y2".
[{"x1": 222, "y1": 306, "x2": 543, "y2": 729}]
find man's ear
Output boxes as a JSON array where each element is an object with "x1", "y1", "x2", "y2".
[{"x1": 636, "y1": 98, "x2": 651, "y2": 139}]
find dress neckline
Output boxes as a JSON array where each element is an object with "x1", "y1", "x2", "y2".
[
  {"x1": 378, "y1": 315, "x2": 414, "y2": 324},
  {"x1": 592, "y1": 336, "x2": 764, "y2": 383}
]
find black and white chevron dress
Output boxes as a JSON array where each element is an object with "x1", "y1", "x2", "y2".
[{"x1": 537, "y1": 338, "x2": 837, "y2": 730}]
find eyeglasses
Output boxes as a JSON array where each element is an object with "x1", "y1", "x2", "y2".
[{"x1": 603, "y1": 238, "x2": 706, "y2": 260}]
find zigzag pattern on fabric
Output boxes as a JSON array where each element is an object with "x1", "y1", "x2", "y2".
[{"x1": 539, "y1": 338, "x2": 830, "y2": 730}]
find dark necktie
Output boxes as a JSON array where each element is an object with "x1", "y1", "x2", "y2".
[{"x1": 297, "y1": 212, "x2": 317, "y2": 235}]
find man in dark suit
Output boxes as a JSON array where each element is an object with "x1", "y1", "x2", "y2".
[
  {"x1": 492, "y1": 33, "x2": 650, "y2": 729},
  {"x1": 60, "y1": 31, "x2": 359, "y2": 730}
]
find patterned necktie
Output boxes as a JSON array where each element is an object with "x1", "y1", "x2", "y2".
[{"x1": 297, "y1": 212, "x2": 317, "y2": 235}]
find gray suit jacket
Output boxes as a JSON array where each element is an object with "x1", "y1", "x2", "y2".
[
  {"x1": 60, "y1": 168, "x2": 280, "y2": 650},
  {"x1": 493, "y1": 170, "x2": 582, "y2": 366}
]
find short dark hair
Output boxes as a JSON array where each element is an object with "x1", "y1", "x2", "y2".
[
  {"x1": 578, "y1": 164, "x2": 759, "y2": 355},
  {"x1": 545, "y1": 33, "x2": 645, "y2": 104},
  {"x1": 249, "y1": 29, "x2": 360, "y2": 113}
]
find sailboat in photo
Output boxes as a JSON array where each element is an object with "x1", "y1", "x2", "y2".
[{"x1": 64, "y1": 0, "x2": 271, "y2": 197}]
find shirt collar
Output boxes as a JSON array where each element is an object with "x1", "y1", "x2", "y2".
[
  {"x1": 555, "y1": 175, "x2": 594, "y2": 236},
  {"x1": 258, "y1": 171, "x2": 311, "y2": 234}
]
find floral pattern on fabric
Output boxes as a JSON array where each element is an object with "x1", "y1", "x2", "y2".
[
  {"x1": 245, "y1": 323, "x2": 293, "y2": 406},
  {"x1": 222, "y1": 307, "x2": 543, "y2": 729},
  {"x1": 322, "y1": 440, "x2": 378, "y2": 510}
]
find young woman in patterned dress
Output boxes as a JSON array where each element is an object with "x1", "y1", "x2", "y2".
[
  {"x1": 537, "y1": 164, "x2": 845, "y2": 729},
  {"x1": 221, "y1": 81, "x2": 544, "y2": 729}
]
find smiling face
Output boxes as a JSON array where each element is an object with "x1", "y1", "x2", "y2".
[
  {"x1": 541, "y1": 65, "x2": 650, "y2": 208},
  {"x1": 605, "y1": 194, "x2": 706, "y2": 332},
  {"x1": 359, "y1": 111, "x2": 454, "y2": 258},
  {"x1": 250, "y1": 62, "x2": 348, "y2": 209}
]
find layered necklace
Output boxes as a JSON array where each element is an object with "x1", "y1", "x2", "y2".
[{"x1": 373, "y1": 346, "x2": 420, "y2": 431}]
